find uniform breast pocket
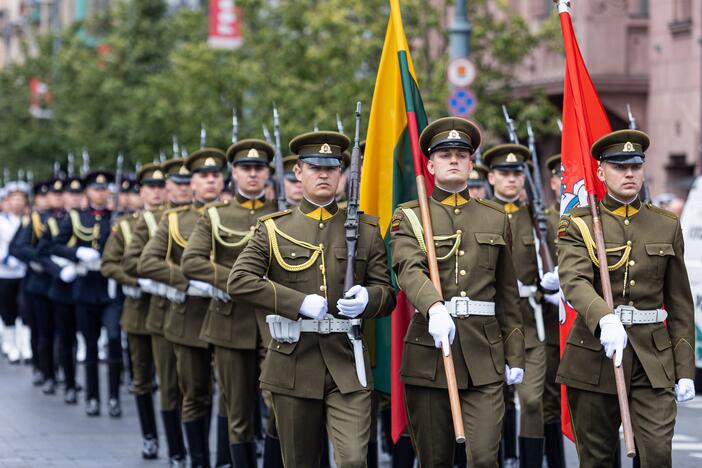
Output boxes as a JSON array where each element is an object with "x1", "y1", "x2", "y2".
[
  {"x1": 474, "y1": 233, "x2": 506, "y2": 270},
  {"x1": 334, "y1": 247, "x2": 368, "y2": 283},
  {"x1": 645, "y1": 243, "x2": 675, "y2": 278},
  {"x1": 278, "y1": 245, "x2": 313, "y2": 283}
]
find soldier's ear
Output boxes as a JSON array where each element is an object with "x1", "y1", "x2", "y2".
[
  {"x1": 293, "y1": 162, "x2": 303, "y2": 182},
  {"x1": 427, "y1": 157, "x2": 435, "y2": 176},
  {"x1": 597, "y1": 162, "x2": 606, "y2": 183}
]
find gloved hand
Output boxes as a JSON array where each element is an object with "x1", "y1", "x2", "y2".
[
  {"x1": 4, "y1": 255, "x2": 23, "y2": 269},
  {"x1": 599, "y1": 314, "x2": 628, "y2": 367},
  {"x1": 107, "y1": 279, "x2": 117, "y2": 299},
  {"x1": 165, "y1": 286, "x2": 186, "y2": 304},
  {"x1": 428, "y1": 302, "x2": 455, "y2": 357},
  {"x1": 59, "y1": 264, "x2": 77, "y2": 283},
  {"x1": 137, "y1": 278, "x2": 154, "y2": 295},
  {"x1": 544, "y1": 291, "x2": 560, "y2": 306},
  {"x1": 187, "y1": 280, "x2": 212, "y2": 297},
  {"x1": 76, "y1": 246, "x2": 100, "y2": 263},
  {"x1": 299, "y1": 294, "x2": 328, "y2": 320},
  {"x1": 541, "y1": 268, "x2": 559, "y2": 292},
  {"x1": 675, "y1": 378, "x2": 696, "y2": 403},
  {"x1": 504, "y1": 365, "x2": 524, "y2": 385},
  {"x1": 122, "y1": 285, "x2": 143, "y2": 299},
  {"x1": 559, "y1": 300, "x2": 566, "y2": 324},
  {"x1": 211, "y1": 287, "x2": 231, "y2": 303},
  {"x1": 337, "y1": 285, "x2": 369, "y2": 318}
]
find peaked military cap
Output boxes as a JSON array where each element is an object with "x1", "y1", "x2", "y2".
[
  {"x1": 591, "y1": 129, "x2": 649, "y2": 165},
  {"x1": 467, "y1": 163, "x2": 489, "y2": 187},
  {"x1": 120, "y1": 177, "x2": 138, "y2": 193},
  {"x1": 545, "y1": 154, "x2": 562, "y2": 176},
  {"x1": 49, "y1": 177, "x2": 66, "y2": 193},
  {"x1": 290, "y1": 131, "x2": 349, "y2": 167},
  {"x1": 226, "y1": 139, "x2": 274, "y2": 166},
  {"x1": 65, "y1": 177, "x2": 84, "y2": 193},
  {"x1": 419, "y1": 117, "x2": 482, "y2": 156},
  {"x1": 162, "y1": 157, "x2": 191, "y2": 183},
  {"x1": 137, "y1": 163, "x2": 166, "y2": 187},
  {"x1": 185, "y1": 148, "x2": 227, "y2": 174},
  {"x1": 33, "y1": 180, "x2": 50, "y2": 196},
  {"x1": 83, "y1": 170, "x2": 115, "y2": 188},
  {"x1": 283, "y1": 155, "x2": 299, "y2": 181},
  {"x1": 483, "y1": 144, "x2": 530, "y2": 171}
]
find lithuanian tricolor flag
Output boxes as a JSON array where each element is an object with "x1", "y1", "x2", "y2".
[{"x1": 359, "y1": 0, "x2": 433, "y2": 442}]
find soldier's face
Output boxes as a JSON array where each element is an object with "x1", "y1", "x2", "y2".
[
  {"x1": 598, "y1": 162, "x2": 644, "y2": 201},
  {"x1": 47, "y1": 192, "x2": 63, "y2": 210},
  {"x1": 468, "y1": 186, "x2": 486, "y2": 199},
  {"x1": 63, "y1": 192, "x2": 83, "y2": 210},
  {"x1": 284, "y1": 177, "x2": 303, "y2": 204},
  {"x1": 550, "y1": 174, "x2": 561, "y2": 199},
  {"x1": 428, "y1": 148, "x2": 473, "y2": 190},
  {"x1": 294, "y1": 163, "x2": 341, "y2": 204},
  {"x1": 34, "y1": 194, "x2": 48, "y2": 211},
  {"x1": 86, "y1": 186, "x2": 109, "y2": 207},
  {"x1": 140, "y1": 184, "x2": 165, "y2": 208},
  {"x1": 191, "y1": 171, "x2": 223, "y2": 203},
  {"x1": 488, "y1": 169, "x2": 525, "y2": 200},
  {"x1": 166, "y1": 180, "x2": 192, "y2": 205},
  {"x1": 5, "y1": 192, "x2": 27, "y2": 215},
  {"x1": 232, "y1": 164, "x2": 269, "y2": 197}
]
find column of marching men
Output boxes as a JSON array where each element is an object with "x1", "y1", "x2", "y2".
[{"x1": 0, "y1": 116, "x2": 695, "y2": 468}]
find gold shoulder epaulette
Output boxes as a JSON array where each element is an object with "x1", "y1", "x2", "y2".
[
  {"x1": 645, "y1": 202, "x2": 678, "y2": 220},
  {"x1": 163, "y1": 205, "x2": 189, "y2": 215},
  {"x1": 205, "y1": 200, "x2": 228, "y2": 210},
  {"x1": 359, "y1": 213, "x2": 379, "y2": 227},
  {"x1": 259, "y1": 209, "x2": 292, "y2": 222},
  {"x1": 569, "y1": 206, "x2": 591, "y2": 217},
  {"x1": 21, "y1": 214, "x2": 30, "y2": 227},
  {"x1": 475, "y1": 198, "x2": 505, "y2": 213},
  {"x1": 398, "y1": 200, "x2": 419, "y2": 209}
]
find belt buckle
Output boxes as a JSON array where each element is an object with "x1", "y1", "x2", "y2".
[
  {"x1": 451, "y1": 297, "x2": 470, "y2": 318},
  {"x1": 616, "y1": 306, "x2": 634, "y2": 325},
  {"x1": 317, "y1": 318, "x2": 332, "y2": 334}
]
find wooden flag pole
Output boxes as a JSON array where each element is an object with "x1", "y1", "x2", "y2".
[{"x1": 588, "y1": 194, "x2": 636, "y2": 457}]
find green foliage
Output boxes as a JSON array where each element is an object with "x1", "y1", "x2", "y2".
[{"x1": 0, "y1": 0, "x2": 560, "y2": 179}]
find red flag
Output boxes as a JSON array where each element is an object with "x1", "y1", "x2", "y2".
[{"x1": 556, "y1": 0, "x2": 610, "y2": 441}]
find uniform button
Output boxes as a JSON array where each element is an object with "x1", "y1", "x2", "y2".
[
  {"x1": 629, "y1": 280, "x2": 636, "y2": 287},
  {"x1": 456, "y1": 229, "x2": 462, "y2": 235},
  {"x1": 250, "y1": 226, "x2": 255, "y2": 231},
  {"x1": 659, "y1": 250, "x2": 664, "y2": 255},
  {"x1": 291, "y1": 252, "x2": 296, "y2": 257},
  {"x1": 276, "y1": 345, "x2": 280, "y2": 349},
  {"x1": 415, "y1": 337, "x2": 420, "y2": 342},
  {"x1": 459, "y1": 250, "x2": 465, "y2": 256},
  {"x1": 454, "y1": 208, "x2": 461, "y2": 215},
  {"x1": 460, "y1": 291, "x2": 467, "y2": 297},
  {"x1": 319, "y1": 223, "x2": 324, "y2": 229},
  {"x1": 95, "y1": 215, "x2": 102, "y2": 221},
  {"x1": 579, "y1": 340, "x2": 584, "y2": 344},
  {"x1": 320, "y1": 285, "x2": 326, "y2": 292},
  {"x1": 624, "y1": 219, "x2": 630, "y2": 226},
  {"x1": 627, "y1": 240, "x2": 632, "y2": 246},
  {"x1": 459, "y1": 270, "x2": 466, "y2": 276},
  {"x1": 628, "y1": 301, "x2": 634, "y2": 306},
  {"x1": 490, "y1": 239, "x2": 494, "y2": 244},
  {"x1": 508, "y1": 214, "x2": 513, "y2": 219},
  {"x1": 249, "y1": 210, "x2": 255, "y2": 215},
  {"x1": 629, "y1": 260, "x2": 635, "y2": 266},
  {"x1": 319, "y1": 243, "x2": 324, "y2": 248}
]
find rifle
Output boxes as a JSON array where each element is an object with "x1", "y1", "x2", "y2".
[
  {"x1": 81, "y1": 149, "x2": 90, "y2": 177},
  {"x1": 52, "y1": 161, "x2": 60, "y2": 178},
  {"x1": 501, "y1": 107, "x2": 550, "y2": 343},
  {"x1": 200, "y1": 124, "x2": 206, "y2": 149},
  {"x1": 626, "y1": 104, "x2": 651, "y2": 202},
  {"x1": 112, "y1": 152, "x2": 124, "y2": 221},
  {"x1": 473, "y1": 147, "x2": 493, "y2": 198},
  {"x1": 159, "y1": 150, "x2": 166, "y2": 164},
  {"x1": 343, "y1": 101, "x2": 366, "y2": 388},
  {"x1": 135, "y1": 161, "x2": 142, "y2": 173},
  {"x1": 172, "y1": 136, "x2": 180, "y2": 159},
  {"x1": 67, "y1": 153, "x2": 75, "y2": 178},
  {"x1": 180, "y1": 146, "x2": 189, "y2": 159},
  {"x1": 272, "y1": 105, "x2": 288, "y2": 211},
  {"x1": 336, "y1": 113, "x2": 345, "y2": 135},
  {"x1": 2, "y1": 167, "x2": 9, "y2": 186},
  {"x1": 262, "y1": 124, "x2": 272, "y2": 145},
  {"x1": 556, "y1": 118, "x2": 563, "y2": 133},
  {"x1": 27, "y1": 170, "x2": 34, "y2": 205},
  {"x1": 231, "y1": 107, "x2": 239, "y2": 144}
]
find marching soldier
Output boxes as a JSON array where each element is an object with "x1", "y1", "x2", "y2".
[
  {"x1": 138, "y1": 149, "x2": 227, "y2": 467},
  {"x1": 283, "y1": 155, "x2": 303, "y2": 206},
  {"x1": 484, "y1": 143, "x2": 546, "y2": 466},
  {"x1": 228, "y1": 131, "x2": 396, "y2": 468},
  {"x1": 102, "y1": 164, "x2": 166, "y2": 459},
  {"x1": 124, "y1": 158, "x2": 191, "y2": 467},
  {"x1": 541, "y1": 154, "x2": 565, "y2": 468},
  {"x1": 556, "y1": 130, "x2": 695, "y2": 467},
  {"x1": 466, "y1": 163, "x2": 489, "y2": 199},
  {"x1": 182, "y1": 139, "x2": 279, "y2": 466},
  {"x1": 390, "y1": 118, "x2": 524, "y2": 467},
  {"x1": 48, "y1": 170, "x2": 124, "y2": 417}
]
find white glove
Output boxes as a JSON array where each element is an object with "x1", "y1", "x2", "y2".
[
  {"x1": 505, "y1": 365, "x2": 524, "y2": 385},
  {"x1": 541, "y1": 268, "x2": 559, "y2": 292},
  {"x1": 59, "y1": 264, "x2": 77, "y2": 283},
  {"x1": 187, "y1": 280, "x2": 213, "y2": 297},
  {"x1": 299, "y1": 294, "x2": 328, "y2": 320},
  {"x1": 107, "y1": 279, "x2": 117, "y2": 299},
  {"x1": 137, "y1": 278, "x2": 155, "y2": 294},
  {"x1": 428, "y1": 302, "x2": 455, "y2": 357},
  {"x1": 165, "y1": 286, "x2": 186, "y2": 304},
  {"x1": 558, "y1": 300, "x2": 566, "y2": 324},
  {"x1": 211, "y1": 287, "x2": 231, "y2": 303},
  {"x1": 544, "y1": 291, "x2": 560, "y2": 306},
  {"x1": 675, "y1": 378, "x2": 696, "y2": 403},
  {"x1": 337, "y1": 285, "x2": 369, "y2": 318},
  {"x1": 76, "y1": 246, "x2": 100, "y2": 263},
  {"x1": 122, "y1": 285, "x2": 143, "y2": 299},
  {"x1": 5, "y1": 255, "x2": 23, "y2": 269},
  {"x1": 599, "y1": 314, "x2": 628, "y2": 367}
]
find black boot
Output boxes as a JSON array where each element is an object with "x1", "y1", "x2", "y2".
[
  {"x1": 215, "y1": 416, "x2": 232, "y2": 467},
  {"x1": 518, "y1": 437, "x2": 544, "y2": 468},
  {"x1": 543, "y1": 423, "x2": 565, "y2": 468},
  {"x1": 229, "y1": 442, "x2": 257, "y2": 468},
  {"x1": 136, "y1": 393, "x2": 159, "y2": 459},
  {"x1": 162, "y1": 410, "x2": 187, "y2": 464},
  {"x1": 263, "y1": 435, "x2": 284, "y2": 468},
  {"x1": 367, "y1": 441, "x2": 378, "y2": 468},
  {"x1": 503, "y1": 407, "x2": 518, "y2": 462},
  {"x1": 392, "y1": 436, "x2": 415, "y2": 468},
  {"x1": 84, "y1": 362, "x2": 99, "y2": 405},
  {"x1": 184, "y1": 419, "x2": 210, "y2": 468}
]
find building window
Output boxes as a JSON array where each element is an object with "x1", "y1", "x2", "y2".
[{"x1": 670, "y1": 0, "x2": 692, "y2": 37}]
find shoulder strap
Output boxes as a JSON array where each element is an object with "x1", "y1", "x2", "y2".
[
  {"x1": 168, "y1": 211, "x2": 188, "y2": 248},
  {"x1": 570, "y1": 215, "x2": 630, "y2": 271},
  {"x1": 143, "y1": 211, "x2": 158, "y2": 238},
  {"x1": 119, "y1": 219, "x2": 133, "y2": 247},
  {"x1": 208, "y1": 206, "x2": 254, "y2": 248},
  {"x1": 31, "y1": 211, "x2": 44, "y2": 240},
  {"x1": 47, "y1": 218, "x2": 59, "y2": 237},
  {"x1": 400, "y1": 208, "x2": 460, "y2": 262}
]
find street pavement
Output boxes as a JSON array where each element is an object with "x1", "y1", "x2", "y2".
[{"x1": 1, "y1": 356, "x2": 702, "y2": 467}]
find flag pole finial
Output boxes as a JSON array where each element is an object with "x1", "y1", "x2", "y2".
[{"x1": 554, "y1": 0, "x2": 571, "y2": 13}]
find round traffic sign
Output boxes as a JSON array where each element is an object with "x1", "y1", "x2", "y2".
[
  {"x1": 448, "y1": 87, "x2": 477, "y2": 117},
  {"x1": 447, "y1": 58, "x2": 477, "y2": 88}
]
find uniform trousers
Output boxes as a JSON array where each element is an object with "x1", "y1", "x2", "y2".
[
  {"x1": 151, "y1": 333, "x2": 181, "y2": 411},
  {"x1": 172, "y1": 343, "x2": 212, "y2": 422},
  {"x1": 53, "y1": 301, "x2": 77, "y2": 389},
  {"x1": 214, "y1": 346, "x2": 258, "y2": 443},
  {"x1": 0, "y1": 278, "x2": 20, "y2": 326},
  {"x1": 515, "y1": 344, "x2": 546, "y2": 437},
  {"x1": 543, "y1": 343, "x2": 561, "y2": 424},
  {"x1": 32, "y1": 293, "x2": 55, "y2": 380},
  {"x1": 128, "y1": 333, "x2": 154, "y2": 395}
]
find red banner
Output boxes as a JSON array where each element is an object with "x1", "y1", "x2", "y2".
[{"x1": 208, "y1": 0, "x2": 242, "y2": 50}]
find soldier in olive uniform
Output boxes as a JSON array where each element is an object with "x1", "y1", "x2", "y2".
[
  {"x1": 228, "y1": 131, "x2": 396, "y2": 468},
  {"x1": 102, "y1": 164, "x2": 166, "y2": 459},
  {"x1": 466, "y1": 163, "x2": 489, "y2": 200},
  {"x1": 182, "y1": 139, "x2": 279, "y2": 466},
  {"x1": 48, "y1": 171, "x2": 123, "y2": 417},
  {"x1": 390, "y1": 118, "x2": 524, "y2": 467},
  {"x1": 556, "y1": 130, "x2": 695, "y2": 467},
  {"x1": 124, "y1": 158, "x2": 190, "y2": 467},
  {"x1": 139, "y1": 149, "x2": 227, "y2": 467},
  {"x1": 540, "y1": 154, "x2": 565, "y2": 468},
  {"x1": 283, "y1": 155, "x2": 303, "y2": 206},
  {"x1": 484, "y1": 144, "x2": 546, "y2": 466}
]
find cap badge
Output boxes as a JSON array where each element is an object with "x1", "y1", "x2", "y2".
[
  {"x1": 469, "y1": 170, "x2": 479, "y2": 179},
  {"x1": 319, "y1": 143, "x2": 333, "y2": 154},
  {"x1": 53, "y1": 181, "x2": 62, "y2": 190},
  {"x1": 448, "y1": 129, "x2": 461, "y2": 140},
  {"x1": 70, "y1": 180, "x2": 81, "y2": 190},
  {"x1": 178, "y1": 166, "x2": 190, "y2": 175},
  {"x1": 152, "y1": 170, "x2": 164, "y2": 180},
  {"x1": 96, "y1": 174, "x2": 106, "y2": 184},
  {"x1": 122, "y1": 180, "x2": 129, "y2": 189},
  {"x1": 622, "y1": 141, "x2": 636, "y2": 152},
  {"x1": 247, "y1": 148, "x2": 260, "y2": 158},
  {"x1": 506, "y1": 153, "x2": 518, "y2": 163},
  {"x1": 204, "y1": 157, "x2": 216, "y2": 167}
]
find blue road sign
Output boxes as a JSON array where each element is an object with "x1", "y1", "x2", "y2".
[{"x1": 448, "y1": 87, "x2": 477, "y2": 117}]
